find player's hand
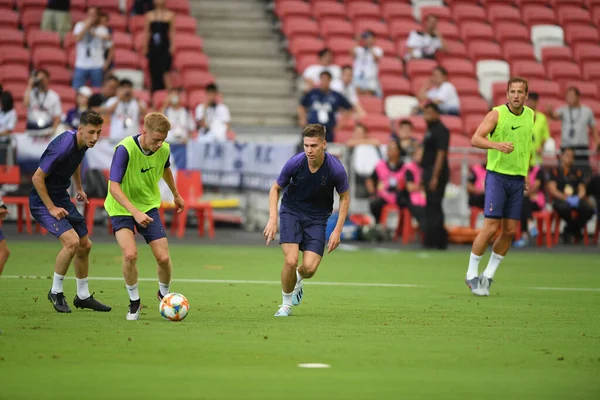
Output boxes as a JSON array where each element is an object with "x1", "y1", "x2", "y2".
[
  {"x1": 327, "y1": 230, "x2": 341, "y2": 253},
  {"x1": 428, "y1": 177, "x2": 438, "y2": 192},
  {"x1": 495, "y1": 142, "x2": 514, "y2": 154},
  {"x1": 49, "y1": 206, "x2": 69, "y2": 220},
  {"x1": 75, "y1": 190, "x2": 89, "y2": 204},
  {"x1": 174, "y1": 194, "x2": 185, "y2": 213},
  {"x1": 0, "y1": 207, "x2": 8, "y2": 220},
  {"x1": 263, "y1": 218, "x2": 277, "y2": 246},
  {"x1": 524, "y1": 179, "x2": 529, "y2": 194},
  {"x1": 134, "y1": 211, "x2": 153, "y2": 228}
]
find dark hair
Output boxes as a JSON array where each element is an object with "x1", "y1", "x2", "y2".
[
  {"x1": 36, "y1": 69, "x2": 50, "y2": 79},
  {"x1": 528, "y1": 92, "x2": 539, "y2": 100},
  {"x1": 341, "y1": 65, "x2": 353, "y2": 71},
  {"x1": 399, "y1": 119, "x2": 413, "y2": 128},
  {"x1": 105, "y1": 74, "x2": 119, "y2": 83},
  {"x1": 507, "y1": 76, "x2": 529, "y2": 93},
  {"x1": 206, "y1": 83, "x2": 218, "y2": 92},
  {"x1": 433, "y1": 66, "x2": 447, "y2": 76},
  {"x1": 423, "y1": 102, "x2": 441, "y2": 113},
  {"x1": 79, "y1": 110, "x2": 104, "y2": 126},
  {"x1": 566, "y1": 86, "x2": 580, "y2": 97},
  {"x1": 319, "y1": 70, "x2": 332, "y2": 79},
  {"x1": 88, "y1": 93, "x2": 104, "y2": 108},
  {"x1": 318, "y1": 48, "x2": 331, "y2": 58},
  {"x1": 119, "y1": 78, "x2": 133, "y2": 87},
  {"x1": 1, "y1": 91, "x2": 14, "y2": 112},
  {"x1": 302, "y1": 124, "x2": 326, "y2": 140}
]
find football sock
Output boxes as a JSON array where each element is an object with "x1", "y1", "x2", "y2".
[
  {"x1": 295, "y1": 269, "x2": 303, "y2": 284},
  {"x1": 483, "y1": 252, "x2": 504, "y2": 279},
  {"x1": 51, "y1": 272, "x2": 65, "y2": 294},
  {"x1": 466, "y1": 252, "x2": 482, "y2": 280},
  {"x1": 126, "y1": 283, "x2": 140, "y2": 301},
  {"x1": 76, "y1": 277, "x2": 90, "y2": 299},
  {"x1": 159, "y1": 281, "x2": 170, "y2": 297},
  {"x1": 282, "y1": 291, "x2": 293, "y2": 307}
]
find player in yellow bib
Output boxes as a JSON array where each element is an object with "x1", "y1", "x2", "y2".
[
  {"x1": 466, "y1": 77, "x2": 533, "y2": 296},
  {"x1": 105, "y1": 112, "x2": 185, "y2": 320}
]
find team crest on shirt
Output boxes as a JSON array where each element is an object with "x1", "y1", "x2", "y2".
[
  {"x1": 53, "y1": 223, "x2": 58, "y2": 232},
  {"x1": 489, "y1": 203, "x2": 493, "y2": 212}
]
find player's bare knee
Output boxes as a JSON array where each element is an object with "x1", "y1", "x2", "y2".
[
  {"x1": 284, "y1": 255, "x2": 298, "y2": 270},
  {"x1": 501, "y1": 227, "x2": 517, "y2": 239},
  {"x1": 123, "y1": 249, "x2": 138, "y2": 265},
  {"x1": 303, "y1": 265, "x2": 318, "y2": 278},
  {"x1": 155, "y1": 252, "x2": 170, "y2": 268},
  {"x1": 0, "y1": 246, "x2": 10, "y2": 260},
  {"x1": 62, "y1": 236, "x2": 80, "y2": 256},
  {"x1": 77, "y1": 238, "x2": 92, "y2": 255}
]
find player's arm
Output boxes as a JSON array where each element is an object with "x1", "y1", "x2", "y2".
[
  {"x1": 263, "y1": 181, "x2": 283, "y2": 245},
  {"x1": 471, "y1": 110, "x2": 514, "y2": 153},
  {"x1": 71, "y1": 164, "x2": 88, "y2": 203},
  {"x1": 577, "y1": 182, "x2": 587, "y2": 199},
  {"x1": 546, "y1": 179, "x2": 566, "y2": 202},
  {"x1": 32, "y1": 168, "x2": 61, "y2": 214}
]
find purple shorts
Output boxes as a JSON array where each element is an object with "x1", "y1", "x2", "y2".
[
  {"x1": 110, "y1": 208, "x2": 166, "y2": 244},
  {"x1": 484, "y1": 170, "x2": 525, "y2": 220},
  {"x1": 30, "y1": 196, "x2": 88, "y2": 239},
  {"x1": 279, "y1": 208, "x2": 327, "y2": 256}
]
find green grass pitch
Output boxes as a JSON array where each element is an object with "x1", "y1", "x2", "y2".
[{"x1": 0, "y1": 242, "x2": 599, "y2": 399}]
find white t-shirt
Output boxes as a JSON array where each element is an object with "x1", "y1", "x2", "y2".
[
  {"x1": 195, "y1": 103, "x2": 231, "y2": 141},
  {"x1": 426, "y1": 81, "x2": 460, "y2": 110},
  {"x1": 105, "y1": 97, "x2": 144, "y2": 141},
  {"x1": 164, "y1": 106, "x2": 195, "y2": 144},
  {"x1": 0, "y1": 109, "x2": 17, "y2": 132},
  {"x1": 332, "y1": 81, "x2": 358, "y2": 105},
  {"x1": 353, "y1": 46, "x2": 383, "y2": 80},
  {"x1": 303, "y1": 64, "x2": 342, "y2": 85},
  {"x1": 26, "y1": 88, "x2": 62, "y2": 136},
  {"x1": 405, "y1": 30, "x2": 442, "y2": 60},
  {"x1": 73, "y1": 22, "x2": 111, "y2": 70}
]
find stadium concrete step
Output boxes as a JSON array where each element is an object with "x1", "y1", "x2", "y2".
[
  {"x1": 203, "y1": 39, "x2": 280, "y2": 58},
  {"x1": 232, "y1": 115, "x2": 297, "y2": 127},
  {"x1": 223, "y1": 95, "x2": 298, "y2": 115},
  {"x1": 217, "y1": 77, "x2": 294, "y2": 96},
  {"x1": 194, "y1": 8, "x2": 266, "y2": 21},
  {"x1": 208, "y1": 57, "x2": 288, "y2": 78},
  {"x1": 190, "y1": 0, "x2": 264, "y2": 14},
  {"x1": 197, "y1": 19, "x2": 273, "y2": 39}
]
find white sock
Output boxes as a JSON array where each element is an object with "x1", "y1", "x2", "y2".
[
  {"x1": 483, "y1": 252, "x2": 504, "y2": 279},
  {"x1": 126, "y1": 283, "x2": 140, "y2": 301},
  {"x1": 466, "y1": 252, "x2": 482, "y2": 280},
  {"x1": 282, "y1": 290, "x2": 292, "y2": 307},
  {"x1": 296, "y1": 269, "x2": 303, "y2": 284},
  {"x1": 76, "y1": 278, "x2": 90, "y2": 299},
  {"x1": 51, "y1": 272, "x2": 65, "y2": 294},
  {"x1": 159, "y1": 281, "x2": 170, "y2": 296}
]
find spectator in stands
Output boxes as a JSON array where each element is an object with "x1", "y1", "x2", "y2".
[
  {"x1": 72, "y1": 7, "x2": 111, "y2": 89},
  {"x1": 0, "y1": 91, "x2": 16, "y2": 164},
  {"x1": 41, "y1": 0, "x2": 71, "y2": 40},
  {"x1": 132, "y1": 0, "x2": 154, "y2": 15},
  {"x1": 99, "y1": 12, "x2": 115, "y2": 73},
  {"x1": 195, "y1": 83, "x2": 231, "y2": 143},
  {"x1": 404, "y1": 15, "x2": 446, "y2": 61},
  {"x1": 302, "y1": 48, "x2": 342, "y2": 92},
  {"x1": 64, "y1": 86, "x2": 92, "y2": 130},
  {"x1": 298, "y1": 71, "x2": 354, "y2": 143},
  {"x1": 352, "y1": 31, "x2": 383, "y2": 96},
  {"x1": 414, "y1": 66, "x2": 460, "y2": 116},
  {"x1": 401, "y1": 151, "x2": 426, "y2": 229},
  {"x1": 393, "y1": 119, "x2": 419, "y2": 163},
  {"x1": 586, "y1": 174, "x2": 600, "y2": 214},
  {"x1": 527, "y1": 92, "x2": 550, "y2": 166},
  {"x1": 161, "y1": 88, "x2": 195, "y2": 169},
  {"x1": 467, "y1": 162, "x2": 486, "y2": 209},
  {"x1": 143, "y1": 0, "x2": 175, "y2": 92},
  {"x1": 514, "y1": 164, "x2": 546, "y2": 248},
  {"x1": 346, "y1": 123, "x2": 379, "y2": 148},
  {"x1": 546, "y1": 148, "x2": 594, "y2": 244},
  {"x1": 365, "y1": 137, "x2": 404, "y2": 223},
  {"x1": 24, "y1": 69, "x2": 62, "y2": 137},
  {"x1": 547, "y1": 87, "x2": 598, "y2": 170},
  {"x1": 333, "y1": 66, "x2": 366, "y2": 117},
  {"x1": 103, "y1": 79, "x2": 148, "y2": 142}
]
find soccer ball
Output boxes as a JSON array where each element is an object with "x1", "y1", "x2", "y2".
[{"x1": 159, "y1": 293, "x2": 189, "y2": 321}]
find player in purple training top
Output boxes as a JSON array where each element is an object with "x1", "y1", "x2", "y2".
[
  {"x1": 30, "y1": 110, "x2": 111, "y2": 314},
  {"x1": 263, "y1": 124, "x2": 350, "y2": 317}
]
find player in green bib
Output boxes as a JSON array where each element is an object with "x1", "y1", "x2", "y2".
[
  {"x1": 465, "y1": 77, "x2": 534, "y2": 296},
  {"x1": 105, "y1": 112, "x2": 185, "y2": 320}
]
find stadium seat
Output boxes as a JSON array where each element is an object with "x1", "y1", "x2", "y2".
[
  {"x1": 44, "y1": 66, "x2": 72, "y2": 86},
  {"x1": 313, "y1": 2, "x2": 346, "y2": 20},
  {"x1": 182, "y1": 71, "x2": 216, "y2": 92},
  {"x1": 451, "y1": 5, "x2": 486, "y2": 26},
  {"x1": 376, "y1": 39, "x2": 397, "y2": 57},
  {"x1": 467, "y1": 40, "x2": 503, "y2": 63},
  {"x1": 359, "y1": 115, "x2": 391, "y2": 132},
  {"x1": 0, "y1": 10, "x2": 19, "y2": 29},
  {"x1": 546, "y1": 61, "x2": 581, "y2": 83},
  {"x1": 531, "y1": 25, "x2": 565, "y2": 60},
  {"x1": 0, "y1": 64, "x2": 29, "y2": 85},
  {"x1": 457, "y1": 96, "x2": 489, "y2": 116},
  {"x1": 587, "y1": 100, "x2": 600, "y2": 118},
  {"x1": 440, "y1": 115, "x2": 464, "y2": 136},
  {"x1": 21, "y1": 9, "x2": 45, "y2": 32},
  {"x1": 283, "y1": 17, "x2": 319, "y2": 39},
  {"x1": 19, "y1": 0, "x2": 46, "y2": 13},
  {"x1": 522, "y1": 5, "x2": 558, "y2": 27},
  {"x1": 0, "y1": 46, "x2": 30, "y2": 66},
  {"x1": 380, "y1": 76, "x2": 411, "y2": 96},
  {"x1": 111, "y1": 31, "x2": 133, "y2": 51},
  {"x1": 0, "y1": 29, "x2": 25, "y2": 47},
  {"x1": 436, "y1": 21, "x2": 461, "y2": 41},
  {"x1": 2, "y1": 83, "x2": 26, "y2": 103},
  {"x1": 87, "y1": 0, "x2": 120, "y2": 13},
  {"x1": 54, "y1": 85, "x2": 76, "y2": 104},
  {"x1": 295, "y1": 54, "x2": 319, "y2": 74},
  {"x1": 174, "y1": 51, "x2": 209, "y2": 74},
  {"x1": 460, "y1": 22, "x2": 495, "y2": 43},
  {"x1": 541, "y1": 46, "x2": 574, "y2": 64},
  {"x1": 0, "y1": 165, "x2": 33, "y2": 234},
  {"x1": 70, "y1": 0, "x2": 86, "y2": 12},
  {"x1": 410, "y1": 76, "x2": 429, "y2": 97},
  {"x1": 476, "y1": 60, "x2": 510, "y2": 102},
  {"x1": 440, "y1": 40, "x2": 468, "y2": 59},
  {"x1": 288, "y1": 37, "x2": 324, "y2": 58},
  {"x1": 440, "y1": 58, "x2": 476, "y2": 78},
  {"x1": 130, "y1": 15, "x2": 146, "y2": 36},
  {"x1": 388, "y1": 20, "x2": 421, "y2": 42},
  {"x1": 405, "y1": 59, "x2": 437, "y2": 79},
  {"x1": 502, "y1": 41, "x2": 536, "y2": 63},
  {"x1": 564, "y1": 25, "x2": 599, "y2": 46},
  {"x1": 463, "y1": 114, "x2": 487, "y2": 136},
  {"x1": 320, "y1": 18, "x2": 354, "y2": 39},
  {"x1": 593, "y1": 7, "x2": 600, "y2": 27},
  {"x1": 166, "y1": 0, "x2": 190, "y2": 15},
  {"x1": 511, "y1": 60, "x2": 546, "y2": 79},
  {"x1": 326, "y1": 37, "x2": 355, "y2": 56},
  {"x1": 114, "y1": 49, "x2": 140, "y2": 70},
  {"x1": 378, "y1": 57, "x2": 403, "y2": 75},
  {"x1": 495, "y1": 22, "x2": 530, "y2": 44},
  {"x1": 334, "y1": 129, "x2": 354, "y2": 144},
  {"x1": 347, "y1": 2, "x2": 382, "y2": 21},
  {"x1": 32, "y1": 47, "x2": 67, "y2": 69},
  {"x1": 132, "y1": 89, "x2": 151, "y2": 105},
  {"x1": 70, "y1": 10, "x2": 85, "y2": 24},
  {"x1": 381, "y1": 2, "x2": 413, "y2": 22},
  {"x1": 353, "y1": 20, "x2": 389, "y2": 39},
  {"x1": 107, "y1": 13, "x2": 128, "y2": 33},
  {"x1": 450, "y1": 77, "x2": 481, "y2": 97},
  {"x1": 549, "y1": 0, "x2": 586, "y2": 6},
  {"x1": 384, "y1": 95, "x2": 419, "y2": 119},
  {"x1": 411, "y1": 0, "x2": 445, "y2": 20},
  {"x1": 174, "y1": 34, "x2": 203, "y2": 53},
  {"x1": 487, "y1": 4, "x2": 522, "y2": 24},
  {"x1": 275, "y1": 1, "x2": 312, "y2": 19},
  {"x1": 171, "y1": 170, "x2": 214, "y2": 239},
  {"x1": 419, "y1": 6, "x2": 452, "y2": 22},
  {"x1": 527, "y1": 79, "x2": 561, "y2": 98},
  {"x1": 582, "y1": 61, "x2": 600, "y2": 81},
  {"x1": 359, "y1": 95, "x2": 384, "y2": 115},
  {"x1": 573, "y1": 44, "x2": 600, "y2": 64},
  {"x1": 405, "y1": 115, "x2": 427, "y2": 135},
  {"x1": 174, "y1": 15, "x2": 198, "y2": 34},
  {"x1": 187, "y1": 90, "x2": 206, "y2": 110},
  {"x1": 557, "y1": 6, "x2": 592, "y2": 26},
  {"x1": 152, "y1": 89, "x2": 188, "y2": 109},
  {"x1": 561, "y1": 81, "x2": 599, "y2": 99}
]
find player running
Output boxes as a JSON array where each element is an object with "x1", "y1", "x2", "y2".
[
  {"x1": 30, "y1": 110, "x2": 111, "y2": 313},
  {"x1": 104, "y1": 112, "x2": 184, "y2": 320},
  {"x1": 263, "y1": 124, "x2": 350, "y2": 317},
  {"x1": 466, "y1": 77, "x2": 533, "y2": 296}
]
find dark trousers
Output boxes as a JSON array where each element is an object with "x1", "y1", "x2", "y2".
[
  {"x1": 422, "y1": 169, "x2": 449, "y2": 249},
  {"x1": 369, "y1": 197, "x2": 387, "y2": 222},
  {"x1": 468, "y1": 194, "x2": 485, "y2": 209},
  {"x1": 520, "y1": 197, "x2": 542, "y2": 233},
  {"x1": 408, "y1": 203, "x2": 426, "y2": 229},
  {"x1": 552, "y1": 199, "x2": 595, "y2": 235}
]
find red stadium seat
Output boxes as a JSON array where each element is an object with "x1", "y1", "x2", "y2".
[
  {"x1": 441, "y1": 40, "x2": 468, "y2": 59},
  {"x1": 440, "y1": 58, "x2": 476, "y2": 78},
  {"x1": 354, "y1": 20, "x2": 389, "y2": 39},
  {"x1": 0, "y1": 10, "x2": 19, "y2": 29},
  {"x1": 70, "y1": 10, "x2": 85, "y2": 24},
  {"x1": 174, "y1": 15, "x2": 197, "y2": 34},
  {"x1": 347, "y1": 2, "x2": 382, "y2": 21},
  {"x1": 44, "y1": 66, "x2": 72, "y2": 86},
  {"x1": 481, "y1": 0, "x2": 517, "y2": 5},
  {"x1": 572, "y1": 44, "x2": 600, "y2": 64},
  {"x1": 540, "y1": 46, "x2": 573, "y2": 63},
  {"x1": 320, "y1": 18, "x2": 354, "y2": 39},
  {"x1": 440, "y1": 115, "x2": 464, "y2": 136},
  {"x1": 130, "y1": 15, "x2": 146, "y2": 36},
  {"x1": 0, "y1": 29, "x2": 24, "y2": 47},
  {"x1": 53, "y1": 85, "x2": 76, "y2": 104},
  {"x1": 378, "y1": 57, "x2": 403, "y2": 75},
  {"x1": 450, "y1": 77, "x2": 481, "y2": 97},
  {"x1": 288, "y1": 37, "x2": 324, "y2": 58},
  {"x1": 187, "y1": 90, "x2": 206, "y2": 110},
  {"x1": 295, "y1": 55, "x2": 319, "y2": 74},
  {"x1": 582, "y1": 61, "x2": 600, "y2": 81},
  {"x1": 381, "y1": 3, "x2": 413, "y2": 22},
  {"x1": 487, "y1": 5, "x2": 522, "y2": 24},
  {"x1": 557, "y1": 6, "x2": 592, "y2": 26},
  {"x1": 359, "y1": 115, "x2": 391, "y2": 131},
  {"x1": 182, "y1": 71, "x2": 216, "y2": 92},
  {"x1": 451, "y1": 4, "x2": 486, "y2": 25},
  {"x1": 388, "y1": 20, "x2": 420, "y2": 42},
  {"x1": 107, "y1": 13, "x2": 127, "y2": 33},
  {"x1": 0, "y1": 46, "x2": 30, "y2": 65},
  {"x1": 405, "y1": 59, "x2": 437, "y2": 79},
  {"x1": 166, "y1": 0, "x2": 190, "y2": 15},
  {"x1": 561, "y1": 81, "x2": 599, "y2": 98},
  {"x1": 521, "y1": 5, "x2": 558, "y2": 27},
  {"x1": 111, "y1": 32, "x2": 133, "y2": 51},
  {"x1": 593, "y1": 7, "x2": 600, "y2": 27},
  {"x1": 460, "y1": 96, "x2": 490, "y2": 115},
  {"x1": 333, "y1": 55, "x2": 353, "y2": 68},
  {"x1": 21, "y1": 9, "x2": 45, "y2": 32},
  {"x1": 380, "y1": 76, "x2": 411, "y2": 96},
  {"x1": 152, "y1": 89, "x2": 187, "y2": 109},
  {"x1": 409, "y1": 76, "x2": 428, "y2": 96},
  {"x1": 32, "y1": 47, "x2": 67, "y2": 69},
  {"x1": 376, "y1": 39, "x2": 397, "y2": 57},
  {"x1": 174, "y1": 51, "x2": 209, "y2": 73},
  {"x1": 502, "y1": 41, "x2": 536, "y2": 63},
  {"x1": 326, "y1": 37, "x2": 355, "y2": 56},
  {"x1": 313, "y1": 2, "x2": 346, "y2": 20},
  {"x1": 463, "y1": 114, "x2": 487, "y2": 136},
  {"x1": 19, "y1": 0, "x2": 46, "y2": 13},
  {"x1": 283, "y1": 17, "x2": 319, "y2": 39},
  {"x1": 113, "y1": 49, "x2": 140, "y2": 69},
  {"x1": 467, "y1": 40, "x2": 503, "y2": 63},
  {"x1": 2, "y1": 83, "x2": 26, "y2": 103},
  {"x1": 460, "y1": 22, "x2": 495, "y2": 43},
  {"x1": 546, "y1": 61, "x2": 581, "y2": 82},
  {"x1": 70, "y1": 0, "x2": 86, "y2": 12},
  {"x1": 511, "y1": 60, "x2": 546, "y2": 79},
  {"x1": 436, "y1": 21, "x2": 460, "y2": 41},
  {"x1": 87, "y1": 0, "x2": 120, "y2": 13},
  {"x1": 0, "y1": 64, "x2": 29, "y2": 85},
  {"x1": 174, "y1": 34, "x2": 203, "y2": 53},
  {"x1": 494, "y1": 22, "x2": 530, "y2": 44},
  {"x1": 358, "y1": 95, "x2": 384, "y2": 115},
  {"x1": 420, "y1": 6, "x2": 453, "y2": 23},
  {"x1": 528, "y1": 79, "x2": 561, "y2": 98},
  {"x1": 564, "y1": 25, "x2": 599, "y2": 45},
  {"x1": 132, "y1": 89, "x2": 150, "y2": 105},
  {"x1": 585, "y1": 100, "x2": 600, "y2": 117},
  {"x1": 549, "y1": 0, "x2": 586, "y2": 6},
  {"x1": 276, "y1": 1, "x2": 311, "y2": 19}
]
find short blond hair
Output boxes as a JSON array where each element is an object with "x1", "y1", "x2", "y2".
[{"x1": 144, "y1": 112, "x2": 171, "y2": 134}]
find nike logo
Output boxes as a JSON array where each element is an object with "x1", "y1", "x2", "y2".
[
  {"x1": 511, "y1": 126, "x2": 521, "y2": 130},
  {"x1": 140, "y1": 167, "x2": 154, "y2": 173}
]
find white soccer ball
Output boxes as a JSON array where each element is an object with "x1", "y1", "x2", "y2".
[{"x1": 159, "y1": 293, "x2": 189, "y2": 321}]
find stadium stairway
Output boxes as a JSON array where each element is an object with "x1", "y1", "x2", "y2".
[{"x1": 191, "y1": 0, "x2": 299, "y2": 129}]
